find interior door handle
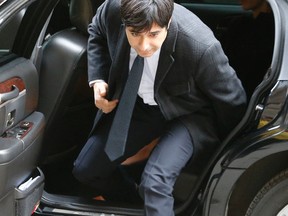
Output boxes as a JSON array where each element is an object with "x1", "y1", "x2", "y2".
[{"x1": 0, "y1": 85, "x2": 19, "y2": 104}]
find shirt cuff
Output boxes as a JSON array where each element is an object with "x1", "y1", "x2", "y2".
[{"x1": 89, "y1": 79, "x2": 105, "y2": 87}]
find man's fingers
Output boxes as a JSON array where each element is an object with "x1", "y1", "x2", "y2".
[
  {"x1": 93, "y1": 82, "x2": 118, "y2": 113},
  {"x1": 98, "y1": 99, "x2": 118, "y2": 113},
  {"x1": 102, "y1": 99, "x2": 118, "y2": 113},
  {"x1": 98, "y1": 84, "x2": 107, "y2": 96},
  {"x1": 93, "y1": 82, "x2": 108, "y2": 100}
]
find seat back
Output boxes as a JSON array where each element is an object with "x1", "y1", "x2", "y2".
[{"x1": 38, "y1": 0, "x2": 103, "y2": 163}]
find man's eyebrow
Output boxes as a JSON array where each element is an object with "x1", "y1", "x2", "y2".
[
  {"x1": 128, "y1": 28, "x2": 162, "y2": 34},
  {"x1": 149, "y1": 30, "x2": 162, "y2": 34}
]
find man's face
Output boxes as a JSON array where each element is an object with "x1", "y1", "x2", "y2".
[{"x1": 125, "y1": 22, "x2": 168, "y2": 58}]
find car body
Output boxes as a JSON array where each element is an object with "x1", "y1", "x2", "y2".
[{"x1": 0, "y1": 0, "x2": 288, "y2": 215}]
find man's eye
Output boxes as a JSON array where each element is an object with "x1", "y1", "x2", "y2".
[
  {"x1": 149, "y1": 33, "x2": 159, "y2": 38},
  {"x1": 131, "y1": 32, "x2": 139, "y2": 37}
]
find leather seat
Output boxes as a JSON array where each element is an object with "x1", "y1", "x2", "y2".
[{"x1": 38, "y1": 0, "x2": 104, "y2": 164}]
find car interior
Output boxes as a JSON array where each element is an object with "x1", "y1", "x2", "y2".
[{"x1": 0, "y1": 0, "x2": 276, "y2": 214}]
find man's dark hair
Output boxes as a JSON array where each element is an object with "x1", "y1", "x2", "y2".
[{"x1": 120, "y1": 0, "x2": 174, "y2": 32}]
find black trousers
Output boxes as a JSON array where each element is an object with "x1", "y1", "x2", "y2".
[
  {"x1": 73, "y1": 96, "x2": 194, "y2": 215},
  {"x1": 72, "y1": 96, "x2": 167, "y2": 201}
]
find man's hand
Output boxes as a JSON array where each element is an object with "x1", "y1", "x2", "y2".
[{"x1": 93, "y1": 81, "x2": 118, "y2": 113}]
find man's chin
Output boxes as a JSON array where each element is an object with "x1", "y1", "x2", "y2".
[
  {"x1": 137, "y1": 50, "x2": 154, "y2": 58},
  {"x1": 139, "y1": 53, "x2": 153, "y2": 58}
]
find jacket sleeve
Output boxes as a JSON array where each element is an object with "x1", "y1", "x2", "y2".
[{"x1": 87, "y1": 1, "x2": 111, "y2": 83}]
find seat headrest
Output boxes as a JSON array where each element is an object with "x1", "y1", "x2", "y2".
[{"x1": 69, "y1": 0, "x2": 103, "y2": 35}]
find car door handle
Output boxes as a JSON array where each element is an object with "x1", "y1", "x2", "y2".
[{"x1": 0, "y1": 85, "x2": 19, "y2": 104}]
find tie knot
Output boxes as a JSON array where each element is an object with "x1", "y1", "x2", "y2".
[
  {"x1": 135, "y1": 55, "x2": 144, "y2": 63},
  {"x1": 130, "y1": 55, "x2": 144, "y2": 73}
]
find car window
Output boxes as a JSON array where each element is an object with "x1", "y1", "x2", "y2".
[
  {"x1": 0, "y1": 8, "x2": 26, "y2": 60},
  {"x1": 0, "y1": 8, "x2": 26, "y2": 56}
]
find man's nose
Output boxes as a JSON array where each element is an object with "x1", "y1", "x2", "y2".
[{"x1": 138, "y1": 37, "x2": 150, "y2": 51}]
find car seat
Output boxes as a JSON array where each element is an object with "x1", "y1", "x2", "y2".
[{"x1": 38, "y1": 0, "x2": 104, "y2": 164}]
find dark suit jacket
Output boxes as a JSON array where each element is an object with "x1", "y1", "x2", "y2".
[{"x1": 87, "y1": 0, "x2": 247, "y2": 162}]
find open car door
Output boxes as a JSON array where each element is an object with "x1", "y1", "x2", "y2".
[{"x1": 0, "y1": 0, "x2": 57, "y2": 215}]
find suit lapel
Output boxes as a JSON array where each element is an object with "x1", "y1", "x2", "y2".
[
  {"x1": 107, "y1": 24, "x2": 130, "y2": 100},
  {"x1": 154, "y1": 19, "x2": 178, "y2": 92}
]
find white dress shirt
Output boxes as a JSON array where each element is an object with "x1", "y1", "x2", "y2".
[
  {"x1": 129, "y1": 48, "x2": 160, "y2": 105},
  {"x1": 90, "y1": 47, "x2": 160, "y2": 105}
]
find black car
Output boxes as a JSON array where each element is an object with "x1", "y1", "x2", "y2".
[{"x1": 0, "y1": 0, "x2": 288, "y2": 215}]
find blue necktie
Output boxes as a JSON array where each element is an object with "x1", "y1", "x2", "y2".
[{"x1": 105, "y1": 55, "x2": 144, "y2": 161}]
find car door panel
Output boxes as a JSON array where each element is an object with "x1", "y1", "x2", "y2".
[
  {"x1": 0, "y1": 112, "x2": 45, "y2": 215},
  {"x1": 0, "y1": 57, "x2": 38, "y2": 122},
  {"x1": 0, "y1": 57, "x2": 45, "y2": 215}
]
